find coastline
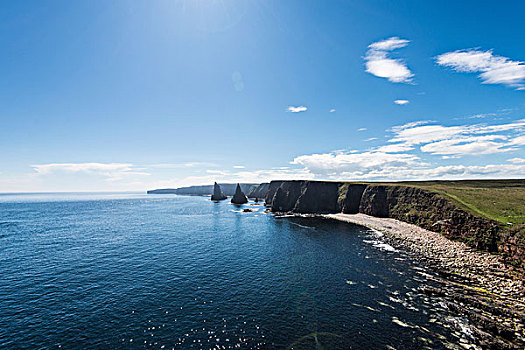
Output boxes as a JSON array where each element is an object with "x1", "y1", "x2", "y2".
[{"x1": 324, "y1": 213, "x2": 525, "y2": 348}]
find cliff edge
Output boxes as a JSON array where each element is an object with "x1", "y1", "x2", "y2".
[{"x1": 266, "y1": 180, "x2": 524, "y2": 266}]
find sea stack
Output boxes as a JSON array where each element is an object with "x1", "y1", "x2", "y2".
[
  {"x1": 231, "y1": 183, "x2": 248, "y2": 204},
  {"x1": 211, "y1": 182, "x2": 227, "y2": 201}
]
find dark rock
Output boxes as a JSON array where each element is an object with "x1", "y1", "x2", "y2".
[
  {"x1": 247, "y1": 183, "x2": 270, "y2": 199},
  {"x1": 270, "y1": 181, "x2": 304, "y2": 211},
  {"x1": 359, "y1": 185, "x2": 390, "y2": 217},
  {"x1": 294, "y1": 181, "x2": 340, "y2": 213},
  {"x1": 211, "y1": 182, "x2": 227, "y2": 201},
  {"x1": 267, "y1": 180, "x2": 341, "y2": 213},
  {"x1": 231, "y1": 183, "x2": 248, "y2": 204},
  {"x1": 265, "y1": 181, "x2": 285, "y2": 205},
  {"x1": 338, "y1": 184, "x2": 367, "y2": 214}
]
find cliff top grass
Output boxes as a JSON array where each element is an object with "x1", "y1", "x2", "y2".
[
  {"x1": 390, "y1": 179, "x2": 525, "y2": 225},
  {"x1": 270, "y1": 179, "x2": 525, "y2": 225}
]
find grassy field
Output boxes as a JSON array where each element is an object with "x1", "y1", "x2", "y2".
[{"x1": 393, "y1": 180, "x2": 525, "y2": 225}]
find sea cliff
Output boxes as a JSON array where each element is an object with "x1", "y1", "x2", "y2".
[
  {"x1": 266, "y1": 180, "x2": 525, "y2": 348},
  {"x1": 265, "y1": 180, "x2": 524, "y2": 265}
]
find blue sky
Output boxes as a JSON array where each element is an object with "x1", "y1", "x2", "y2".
[{"x1": 1, "y1": 0, "x2": 524, "y2": 192}]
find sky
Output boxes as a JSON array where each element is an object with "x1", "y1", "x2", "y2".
[{"x1": 1, "y1": 0, "x2": 524, "y2": 192}]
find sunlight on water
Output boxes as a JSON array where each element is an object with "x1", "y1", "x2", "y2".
[{"x1": 0, "y1": 193, "x2": 471, "y2": 349}]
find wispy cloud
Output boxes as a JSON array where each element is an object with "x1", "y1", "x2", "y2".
[
  {"x1": 436, "y1": 49, "x2": 525, "y2": 89},
  {"x1": 329, "y1": 109, "x2": 336, "y2": 113},
  {"x1": 287, "y1": 106, "x2": 308, "y2": 113},
  {"x1": 291, "y1": 150, "x2": 525, "y2": 181},
  {"x1": 388, "y1": 120, "x2": 525, "y2": 156},
  {"x1": 394, "y1": 99, "x2": 409, "y2": 105},
  {"x1": 31, "y1": 163, "x2": 150, "y2": 181},
  {"x1": 233, "y1": 165, "x2": 245, "y2": 169},
  {"x1": 147, "y1": 119, "x2": 525, "y2": 186},
  {"x1": 292, "y1": 150, "x2": 423, "y2": 175},
  {"x1": 358, "y1": 128, "x2": 367, "y2": 132},
  {"x1": 364, "y1": 37, "x2": 414, "y2": 83},
  {"x1": 289, "y1": 118, "x2": 525, "y2": 181}
]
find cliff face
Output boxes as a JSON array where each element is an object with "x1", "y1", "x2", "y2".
[
  {"x1": 266, "y1": 180, "x2": 504, "y2": 256},
  {"x1": 265, "y1": 181, "x2": 285, "y2": 205},
  {"x1": 247, "y1": 183, "x2": 269, "y2": 199},
  {"x1": 358, "y1": 185, "x2": 499, "y2": 251},
  {"x1": 266, "y1": 181, "x2": 340, "y2": 213},
  {"x1": 339, "y1": 184, "x2": 367, "y2": 214},
  {"x1": 295, "y1": 181, "x2": 341, "y2": 213}
]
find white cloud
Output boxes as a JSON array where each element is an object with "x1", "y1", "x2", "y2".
[
  {"x1": 358, "y1": 128, "x2": 367, "y2": 132},
  {"x1": 26, "y1": 118, "x2": 525, "y2": 191},
  {"x1": 391, "y1": 120, "x2": 432, "y2": 132},
  {"x1": 420, "y1": 135, "x2": 513, "y2": 155},
  {"x1": 436, "y1": 49, "x2": 525, "y2": 89},
  {"x1": 368, "y1": 37, "x2": 410, "y2": 51},
  {"x1": 292, "y1": 150, "x2": 424, "y2": 175},
  {"x1": 387, "y1": 119, "x2": 525, "y2": 156},
  {"x1": 511, "y1": 135, "x2": 525, "y2": 146},
  {"x1": 364, "y1": 37, "x2": 414, "y2": 83},
  {"x1": 287, "y1": 106, "x2": 308, "y2": 113},
  {"x1": 376, "y1": 143, "x2": 415, "y2": 153},
  {"x1": 394, "y1": 99, "x2": 409, "y2": 105},
  {"x1": 460, "y1": 112, "x2": 499, "y2": 120},
  {"x1": 291, "y1": 150, "x2": 525, "y2": 181},
  {"x1": 163, "y1": 150, "x2": 525, "y2": 185},
  {"x1": 31, "y1": 163, "x2": 150, "y2": 181},
  {"x1": 365, "y1": 137, "x2": 378, "y2": 141},
  {"x1": 287, "y1": 118, "x2": 525, "y2": 181},
  {"x1": 330, "y1": 109, "x2": 336, "y2": 113}
]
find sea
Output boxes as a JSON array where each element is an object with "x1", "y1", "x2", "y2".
[{"x1": 0, "y1": 193, "x2": 472, "y2": 349}]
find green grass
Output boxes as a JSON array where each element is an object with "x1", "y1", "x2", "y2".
[{"x1": 392, "y1": 180, "x2": 525, "y2": 225}]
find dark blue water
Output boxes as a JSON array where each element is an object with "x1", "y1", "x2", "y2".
[{"x1": 0, "y1": 193, "x2": 466, "y2": 349}]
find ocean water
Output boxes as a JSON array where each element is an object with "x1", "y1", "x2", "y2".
[{"x1": 0, "y1": 193, "x2": 467, "y2": 349}]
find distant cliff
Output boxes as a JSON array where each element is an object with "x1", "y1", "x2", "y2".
[
  {"x1": 148, "y1": 183, "x2": 259, "y2": 196},
  {"x1": 265, "y1": 180, "x2": 524, "y2": 264}
]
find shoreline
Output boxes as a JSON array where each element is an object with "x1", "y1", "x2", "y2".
[{"x1": 323, "y1": 213, "x2": 525, "y2": 349}]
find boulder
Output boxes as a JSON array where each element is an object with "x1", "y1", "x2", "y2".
[
  {"x1": 231, "y1": 183, "x2": 248, "y2": 204},
  {"x1": 211, "y1": 182, "x2": 227, "y2": 201}
]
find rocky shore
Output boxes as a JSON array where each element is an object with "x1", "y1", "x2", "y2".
[
  {"x1": 326, "y1": 213, "x2": 525, "y2": 349},
  {"x1": 265, "y1": 180, "x2": 525, "y2": 266}
]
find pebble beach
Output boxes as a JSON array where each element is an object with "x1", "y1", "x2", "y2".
[{"x1": 326, "y1": 213, "x2": 525, "y2": 349}]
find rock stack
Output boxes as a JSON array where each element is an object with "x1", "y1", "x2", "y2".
[
  {"x1": 231, "y1": 183, "x2": 248, "y2": 204},
  {"x1": 211, "y1": 182, "x2": 227, "y2": 201}
]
